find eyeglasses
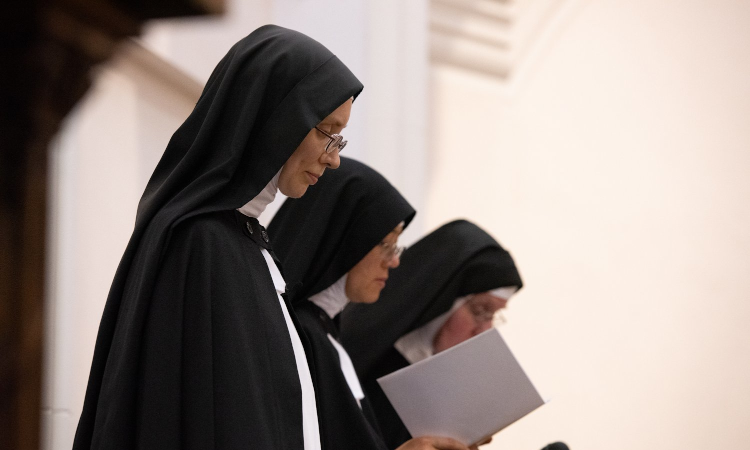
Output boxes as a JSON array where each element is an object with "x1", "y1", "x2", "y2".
[
  {"x1": 378, "y1": 241, "x2": 405, "y2": 262},
  {"x1": 467, "y1": 298, "x2": 496, "y2": 323},
  {"x1": 315, "y1": 126, "x2": 347, "y2": 154},
  {"x1": 465, "y1": 295, "x2": 506, "y2": 325}
]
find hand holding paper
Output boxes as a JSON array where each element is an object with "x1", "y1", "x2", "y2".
[{"x1": 378, "y1": 328, "x2": 545, "y2": 446}]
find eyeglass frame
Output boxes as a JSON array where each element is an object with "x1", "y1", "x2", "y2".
[
  {"x1": 315, "y1": 126, "x2": 347, "y2": 154},
  {"x1": 465, "y1": 294, "x2": 507, "y2": 325},
  {"x1": 377, "y1": 240, "x2": 405, "y2": 262}
]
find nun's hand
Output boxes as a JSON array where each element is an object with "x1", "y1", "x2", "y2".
[
  {"x1": 469, "y1": 436, "x2": 493, "y2": 449},
  {"x1": 396, "y1": 436, "x2": 471, "y2": 450}
]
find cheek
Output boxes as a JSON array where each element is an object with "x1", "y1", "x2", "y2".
[
  {"x1": 278, "y1": 163, "x2": 303, "y2": 197},
  {"x1": 435, "y1": 315, "x2": 470, "y2": 353},
  {"x1": 443, "y1": 311, "x2": 476, "y2": 339},
  {"x1": 295, "y1": 136, "x2": 323, "y2": 166},
  {"x1": 363, "y1": 280, "x2": 385, "y2": 302},
  {"x1": 284, "y1": 132, "x2": 319, "y2": 173},
  {"x1": 345, "y1": 268, "x2": 364, "y2": 301},
  {"x1": 346, "y1": 253, "x2": 383, "y2": 302}
]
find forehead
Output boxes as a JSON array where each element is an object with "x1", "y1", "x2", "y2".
[
  {"x1": 383, "y1": 224, "x2": 405, "y2": 240},
  {"x1": 468, "y1": 292, "x2": 506, "y2": 306},
  {"x1": 320, "y1": 98, "x2": 353, "y2": 127}
]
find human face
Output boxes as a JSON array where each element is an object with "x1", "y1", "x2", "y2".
[
  {"x1": 346, "y1": 225, "x2": 404, "y2": 304},
  {"x1": 278, "y1": 98, "x2": 353, "y2": 198},
  {"x1": 432, "y1": 292, "x2": 510, "y2": 354}
]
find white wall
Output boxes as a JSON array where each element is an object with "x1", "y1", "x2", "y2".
[
  {"x1": 427, "y1": 0, "x2": 750, "y2": 449},
  {"x1": 46, "y1": 1, "x2": 750, "y2": 448},
  {"x1": 42, "y1": 43, "x2": 202, "y2": 450},
  {"x1": 140, "y1": 0, "x2": 429, "y2": 242},
  {"x1": 43, "y1": 2, "x2": 429, "y2": 447}
]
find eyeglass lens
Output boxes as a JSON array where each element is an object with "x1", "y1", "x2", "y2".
[
  {"x1": 327, "y1": 135, "x2": 346, "y2": 154},
  {"x1": 468, "y1": 298, "x2": 496, "y2": 323},
  {"x1": 380, "y1": 242, "x2": 403, "y2": 261}
]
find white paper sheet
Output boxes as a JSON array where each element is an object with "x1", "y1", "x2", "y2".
[{"x1": 377, "y1": 328, "x2": 545, "y2": 445}]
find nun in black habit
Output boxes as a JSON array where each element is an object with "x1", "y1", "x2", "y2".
[
  {"x1": 74, "y1": 25, "x2": 362, "y2": 450},
  {"x1": 268, "y1": 158, "x2": 474, "y2": 450},
  {"x1": 339, "y1": 220, "x2": 523, "y2": 449}
]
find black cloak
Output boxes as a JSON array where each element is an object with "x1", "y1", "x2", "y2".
[
  {"x1": 339, "y1": 220, "x2": 523, "y2": 448},
  {"x1": 267, "y1": 157, "x2": 416, "y2": 450},
  {"x1": 73, "y1": 25, "x2": 363, "y2": 450}
]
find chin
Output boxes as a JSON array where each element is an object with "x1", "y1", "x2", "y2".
[
  {"x1": 362, "y1": 289, "x2": 382, "y2": 303},
  {"x1": 280, "y1": 183, "x2": 309, "y2": 198},
  {"x1": 349, "y1": 290, "x2": 381, "y2": 304}
]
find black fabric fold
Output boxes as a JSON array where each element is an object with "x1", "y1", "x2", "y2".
[
  {"x1": 74, "y1": 25, "x2": 363, "y2": 450},
  {"x1": 339, "y1": 219, "x2": 523, "y2": 448},
  {"x1": 267, "y1": 157, "x2": 415, "y2": 450},
  {"x1": 268, "y1": 157, "x2": 416, "y2": 304}
]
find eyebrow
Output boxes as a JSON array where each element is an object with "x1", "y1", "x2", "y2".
[{"x1": 321, "y1": 119, "x2": 347, "y2": 129}]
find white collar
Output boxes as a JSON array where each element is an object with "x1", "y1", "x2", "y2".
[
  {"x1": 237, "y1": 170, "x2": 281, "y2": 219},
  {"x1": 309, "y1": 274, "x2": 350, "y2": 318},
  {"x1": 394, "y1": 294, "x2": 470, "y2": 364},
  {"x1": 394, "y1": 286, "x2": 519, "y2": 364}
]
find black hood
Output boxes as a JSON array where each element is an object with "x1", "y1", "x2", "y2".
[
  {"x1": 138, "y1": 25, "x2": 364, "y2": 236},
  {"x1": 340, "y1": 219, "x2": 522, "y2": 376},
  {"x1": 75, "y1": 25, "x2": 363, "y2": 449},
  {"x1": 268, "y1": 157, "x2": 416, "y2": 303}
]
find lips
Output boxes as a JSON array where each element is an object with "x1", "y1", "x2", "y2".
[{"x1": 305, "y1": 171, "x2": 320, "y2": 184}]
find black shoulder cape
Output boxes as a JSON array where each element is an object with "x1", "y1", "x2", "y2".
[
  {"x1": 74, "y1": 25, "x2": 363, "y2": 450},
  {"x1": 339, "y1": 219, "x2": 522, "y2": 448},
  {"x1": 267, "y1": 157, "x2": 415, "y2": 450}
]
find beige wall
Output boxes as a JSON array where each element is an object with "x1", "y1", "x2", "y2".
[
  {"x1": 142, "y1": 0, "x2": 429, "y2": 242},
  {"x1": 427, "y1": 0, "x2": 750, "y2": 449},
  {"x1": 42, "y1": 2, "x2": 429, "y2": 447},
  {"x1": 45, "y1": 0, "x2": 750, "y2": 448},
  {"x1": 42, "y1": 43, "x2": 202, "y2": 450}
]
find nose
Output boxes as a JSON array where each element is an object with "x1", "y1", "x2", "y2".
[
  {"x1": 321, "y1": 149, "x2": 341, "y2": 169},
  {"x1": 388, "y1": 253, "x2": 400, "y2": 268},
  {"x1": 382, "y1": 252, "x2": 400, "y2": 269}
]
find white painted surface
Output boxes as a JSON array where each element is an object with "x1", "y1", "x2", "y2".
[
  {"x1": 43, "y1": 43, "x2": 201, "y2": 450},
  {"x1": 46, "y1": 1, "x2": 750, "y2": 449},
  {"x1": 139, "y1": 0, "x2": 429, "y2": 243},
  {"x1": 427, "y1": 0, "x2": 750, "y2": 449},
  {"x1": 43, "y1": 1, "x2": 429, "y2": 447},
  {"x1": 140, "y1": 0, "x2": 272, "y2": 84}
]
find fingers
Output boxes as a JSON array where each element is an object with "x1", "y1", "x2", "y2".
[
  {"x1": 398, "y1": 436, "x2": 471, "y2": 450},
  {"x1": 474, "y1": 436, "x2": 493, "y2": 446},
  {"x1": 427, "y1": 436, "x2": 471, "y2": 450}
]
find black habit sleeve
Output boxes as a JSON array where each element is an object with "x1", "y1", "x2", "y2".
[
  {"x1": 295, "y1": 302, "x2": 388, "y2": 450},
  {"x1": 340, "y1": 219, "x2": 524, "y2": 448},
  {"x1": 73, "y1": 25, "x2": 364, "y2": 450},
  {"x1": 136, "y1": 210, "x2": 305, "y2": 448},
  {"x1": 268, "y1": 157, "x2": 416, "y2": 450}
]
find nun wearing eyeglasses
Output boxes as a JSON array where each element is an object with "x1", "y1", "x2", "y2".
[
  {"x1": 339, "y1": 220, "x2": 523, "y2": 449},
  {"x1": 268, "y1": 158, "x2": 475, "y2": 450},
  {"x1": 73, "y1": 26, "x2": 362, "y2": 450}
]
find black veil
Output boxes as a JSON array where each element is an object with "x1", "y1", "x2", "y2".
[
  {"x1": 268, "y1": 156, "x2": 416, "y2": 302},
  {"x1": 267, "y1": 156, "x2": 415, "y2": 450},
  {"x1": 75, "y1": 25, "x2": 363, "y2": 449},
  {"x1": 339, "y1": 220, "x2": 522, "y2": 447}
]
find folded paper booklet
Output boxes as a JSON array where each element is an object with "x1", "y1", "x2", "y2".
[{"x1": 377, "y1": 328, "x2": 546, "y2": 445}]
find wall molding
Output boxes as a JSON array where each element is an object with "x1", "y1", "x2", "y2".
[{"x1": 430, "y1": 0, "x2": 568, "y2": 79}]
